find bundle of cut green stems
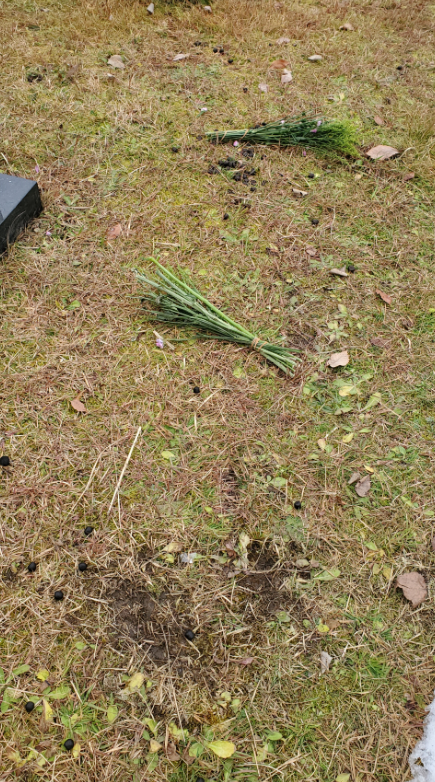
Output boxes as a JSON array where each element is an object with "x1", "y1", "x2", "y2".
[
  {"x1": 207, "y1": 114, "x2": 357, "y2": 155},
  {"x1": 136, "y1": 259, "x2": 299, "y2": 374}
]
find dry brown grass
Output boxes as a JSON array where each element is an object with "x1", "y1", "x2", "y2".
[{"x1": 1, "y1": 0, "x2": 435, "y2": 780}]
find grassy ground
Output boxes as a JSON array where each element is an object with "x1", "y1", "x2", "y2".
[{"x1": 1, "y1": 0, "x2": 435, "y2": 780}]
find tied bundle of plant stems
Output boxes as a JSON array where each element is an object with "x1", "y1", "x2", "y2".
[
  {"x1": 207, "y1": 114, "x2": 357, "y2": 156},
  {"x1": 136, "y1": 259, "x2": 299, "y2": 374}
]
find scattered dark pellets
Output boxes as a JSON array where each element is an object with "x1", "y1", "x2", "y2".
[
  {"x1": 208, "y1": 164, "x2": 219, "y2": 174},
  {"x1": 219, "y1": 47, "x2": 224, "y2": 53},
  {"x1": 294, "y1": 500, "x2": 302, "y2": 510},
  {"x1": 223, "y1": 213, "x2": 229, "y2": 220},
  {"x1": 184, "y1": 629, "x2": 195, "y2": 641},
  {"x1": 193, "y1": 386, "x2": 200, "y2": 394},
  {"x1": 242, "y1": 147, "x2": 254, "y2": 158},
  {"x1": 27, "y1": 71, "x2": 43, "y2": 83},
  {"x1": 241, "y1": 173, "x2": 250, "y2": 184},
  {"x1": 218, "y1": 157, "x2": 237, "y2": 169},
  {"x1": 78, "y1": 562, "x2": 88, "y2": 572},
  {"x1": 64, "y1": 739, "x2": 74, "y2": 751},
  {"x1": 0, "y1": 455, "x2": 11, "y2": 466},
  {"x1": 308, "y1": 173, "x2": 315, "y2": 179},
  {"x1": 233, "y1": 171, "x2": 242, "y2": 182},
  {"x1": 397, "y1": 65, "x2": 403, "y2": 70},
  {"x1": 171, "y1": 146, "x2": 179, "y2": 153},
  {"x1": 228, "y1": 58, "x2": 233, "y2": 64},
  {"x1": 213, "y1": 47, "x2": 218, "y2": 53},
  {"x1": 347, "y1": 263, "x2": 357, "y2": 273},
  {"x1": 196, "y1": 778, "x2": 205, "y2": 782},
  {"x1": 54, "y1": 590, "x2": 64, "y2": 601},
  {"x1": 25, "y1": 701, "x2": 35, "y2": 713},
  {"x1": 243, "y1": 86, "x2": 248, "y2": 93},
  {"x1": 194, "y1": 41, "x2": 202, "y2": 46},
  {"x1": 250, "y1": 187, "x2": 256, "y2": 192},
  {"x1": 27, "y1": 562, "x2": 37, "y2": 573},
  {"x1": 245, "y1": 168, "x2": 257, "y2": 176},
  {"x1": 84, "y1": 526, "x2": 94, "y2": 536},
  {"x1": 311, "y1": 218, "x2": 319, "y2": 226}
]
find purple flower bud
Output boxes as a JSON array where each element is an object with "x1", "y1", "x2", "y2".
[
  {"x1": 233, "y1": 141, "x2": 239, "y2": 147},
  {"x1": 156, "y1": 338, "x2": 164, "y2": 349},
  {"x1": 35, "y1": 164, "x2": 40, "y2": 174}
]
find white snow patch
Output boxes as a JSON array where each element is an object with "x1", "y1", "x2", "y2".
[{"x1": 409, "y1": 689, "x2": 435, "y2": 781}]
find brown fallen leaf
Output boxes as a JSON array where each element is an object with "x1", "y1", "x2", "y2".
[
  {"x1": 258, "y1": 82, "x2": 269, "y2": 93},
  {"x1": 396, "y1": 572, "x2": 427, "y2": 608},
  {"x1": 182, "y1": 747, "x2": 195, "y2": 766},
  {"x1": 366, "y1": 144, "x2": 399, "y2": 160},
  {"x1": 238, "y1": 656, "x2": 254, "y2": 666},
  {"x1": 166, "y1": 743, "x2": 180, "y2": 762},
  {"x1": 348, "y1": 471, "x2": 361, "y2": 485},
  {"x1": 71, "y1": 398, "x2": 86, "y2": 413},
  {"x1": 106, "y1": 223, "x2": 122, "y2": 241},
  {"x1": 370, "y1": 337, "x2": 389, "y2": 349},
  {"x1": 340, "y1": 22, "x2": 354, "y2": 31},
  {"x1": 403, "y1": 172, "x2": 415, "y2": 182},
  {"x1": 276, "y1": 36, "x2": 291, "y2": 45},
  {"x1": 376, "y1": 289, "x2": 392, "y2": 305},
  {"x1": 292, "y1": 187, "x2": 308, "y2": 197},
  {"x1": 320, "y1": 651, "x2": 332, "y2": 674},
  {"x1": 306, "y1": 247, "x2": 317, "y2": 257},
  {"x1": 271, "y1": 58, "x2": 289, "y2": 70},
  {"x1": 330, "y1": 267, "x2": 348, "y2": 277},
  {"x1": 373, "y1": 115, "x2": 385, "y2": 126},
  {"x1": 327, "y1": 350, "x2": 349, "y2": 368},
  {"x1": 107, "y1": 55, "x2": 125, "y2": 69},
  {"x1": 355, "y1": 475, "x2": 371, "y2": 497}
]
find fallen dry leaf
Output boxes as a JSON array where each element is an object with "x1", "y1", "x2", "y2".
[
  {"x1": 376, "y1": 289, "x2": 392, "y2": 305},
  {"x1": 355, "y1": 475, "x2": 371, "y2": 497},
  {"x1": 396, "y1": 572, "x2": 427, "y2": 608},
  {"x1": 327, "y1": 350, "x2": 349, "y2": 368},
  {"x1": 370, "y1": 337, "x2": 389, "y2": 349},
  {"x1": 271, "y1": 58, "x2": 289, "y2": 70},
  {"x1": 292, "y1": 187, "x2": 308, "y2": 197},
  {"x1": 308, "y1": 54, "x2": 323, "y2": 61},
  {"x1": 173, "y1": 53, "x2": 189, "y2": 62},
  {"x1": 348, "y1": 471, "x2": 361, "y2": 485},
  {"x1": 340, "y1": 22, "x2": 354, "y2": 30},
  {"x1": 330, "y1": 267, "x2": 348, "y2": 277},
  {"x1": 367, "y1": 144, "x2": 399, "y2": 160},
  {"x1": 106, "y1": 223, "x2": 122, "y2": 241},
  {"x1": 239, "y1": 656, "x2": 254, "y2": 666},
  {"x1": 147, "y1": 2, "x2": 154, "y2": 12},
  {"x1": 276, "y1": 36, "x2": 290, "y2": 45},
  {"x1": 281, "y1": 69, "x2": 293, "y2": 84},
  {"x1": 374, "y1": 115, "x2": 385, "y2": 126},
  {"x1": 258, "y1": 82, "x2": 269, "y2": 93},
  {"x1": 166, "y1": 743, "x2": 180, "y2": 762},
  {"x1": 320, "y1": 651, "x2": 332, "y2": 673},
  {"x1": 71, "y1": 397, "x2": 86, "y2": 413},
  {"x1": 306, "y1": 247, "x2": 317, "y2": 257},
  {"x1": 317, "y1": 438, "x2": 326, "y2": 451},
  {"x1": 182, "y1": 747, "x2": 195, "y2": 766},
  {"x1": 203, "y1": 4, "x2": 212, "y2": 10},
  {"x1": 403, "y1": 171, "x2": 415, "y2": 182},
  {"x1": 107, "y1": 55, "x2": 125, "y2": 69}
]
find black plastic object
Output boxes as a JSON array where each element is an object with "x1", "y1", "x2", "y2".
[{"x1": 0, "y1": 174, "x2": 42, "y2": 254}]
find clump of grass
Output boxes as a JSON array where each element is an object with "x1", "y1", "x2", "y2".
[
  {"x1": 136, "y1": 258, "x2": 299, "y2": 373},
  {"x1": 207, "y1": 114, "x2": 357, "y2": 156}
]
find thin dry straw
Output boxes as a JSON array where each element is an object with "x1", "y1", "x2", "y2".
[
  {"x1": 135, "y1": 259, "x2": 299, "y2": 374},
  {"x1": 108, "y1": 426, "x2": 142, "y2": 515}
]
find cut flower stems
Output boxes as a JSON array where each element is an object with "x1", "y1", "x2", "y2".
[{"x1": 136, "y1": 259, "x2": 299, "y2": 374}]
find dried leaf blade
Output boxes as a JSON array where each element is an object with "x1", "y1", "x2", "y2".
[{"x1": 396, "y1": 572, "x2": 427, "y2": 608}]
